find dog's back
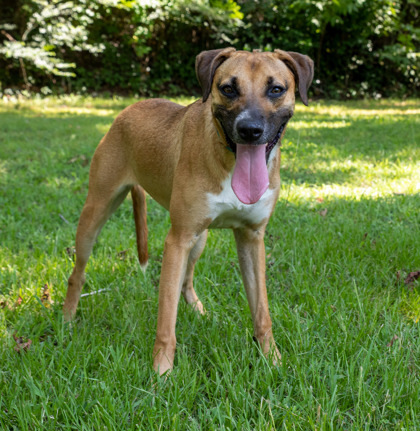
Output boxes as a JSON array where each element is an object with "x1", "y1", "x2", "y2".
[{"x1": 93, "y1": 98, "x2": 189, "y2": 209}]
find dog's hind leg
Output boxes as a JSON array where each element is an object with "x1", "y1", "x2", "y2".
[
  {"x1": 64, "y1": 143, "x2": 133, "y2": 320},
  {"x1": 181, "y1": 230, "x2": 207, "y2": 315},
  {"x1": 64, "y1": 183, "x2": 131, "y2": 320},
  {"x1": 131, "y1": 185, "x2": 148, "y2": 271}
]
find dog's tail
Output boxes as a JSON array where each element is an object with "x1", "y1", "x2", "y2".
[{"x1": 131, "y1": 185, "x2": 148, "y2": 272}]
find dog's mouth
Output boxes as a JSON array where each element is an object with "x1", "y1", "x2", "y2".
[
  {"x1": 217, "y1": 121, "x2": 287, "y2": 205},
  {"x1": 222, "y1": 123, "x2": 286, "y2": 163},
  {"x1": 219, "y1": 123, "x2": 286, "y2": 205}
]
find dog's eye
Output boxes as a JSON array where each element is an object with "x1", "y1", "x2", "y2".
[
  {"x1": 220, "y1": 85, "x2": 236, "y2": 97},
  {"x1": 268, "y1": 86, "x2": 286, "y2": 97}
]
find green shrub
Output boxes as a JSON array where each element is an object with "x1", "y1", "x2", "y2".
[{"x1": 0, "y1": 0, "x2": 418, "y2": 98}]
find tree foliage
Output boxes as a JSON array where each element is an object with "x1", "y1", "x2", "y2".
[{"x1": 0, "y1": 0, "x2": 418, "y2": 98}]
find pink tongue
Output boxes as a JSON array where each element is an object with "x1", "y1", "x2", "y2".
[{"x1": 231, "y1": 144, "x2": 269, "y2": 204}]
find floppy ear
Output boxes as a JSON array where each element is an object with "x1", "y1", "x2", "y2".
[
  {"x1": 274, "y1": 50, "x2": 314, "y2": 106},
  {"x1": 195, "y1": 47, "x2": 236, "y2": 102}
]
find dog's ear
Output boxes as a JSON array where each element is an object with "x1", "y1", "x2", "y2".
[
  {"x1": 196, "y1": 48, "x2": 236, "y2": 102},
  {"x1": 274, "y1": 50, "x2": 314, "y2": 106}
]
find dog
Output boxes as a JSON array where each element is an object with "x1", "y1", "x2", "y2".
[{"x1": 63, "y1": 47, "x2": 314, "y2": 375}]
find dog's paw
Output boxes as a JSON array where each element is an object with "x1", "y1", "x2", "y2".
[
  {"x1": 191, "y1": 300, "x2": 206, "y2": 316},
  {"x1": 270, "y1": 346, "x2": 282, "y2": 367}
]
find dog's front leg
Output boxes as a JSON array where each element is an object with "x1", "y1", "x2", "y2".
[
  {"x1": 233, "y1": 227, "x2": 281, "y2": 365},
  {"x1": 152, "y1": 227, "x2": 199, "y2": 375}
]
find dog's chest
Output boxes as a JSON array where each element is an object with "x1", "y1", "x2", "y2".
[{"x1": 206, "y1": 173, "x2": 275, "y2": 229}]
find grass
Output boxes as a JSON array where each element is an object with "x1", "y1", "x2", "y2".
[{"x1": 0, "y1": 95, "x2": 419, "y2": 430}]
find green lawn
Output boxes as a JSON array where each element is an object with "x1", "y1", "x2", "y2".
[{"x1": 0, "y1": 96, "x2": 419, "y2": 430}]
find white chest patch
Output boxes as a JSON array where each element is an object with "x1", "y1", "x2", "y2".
[{"x1": 206, "y1": 172, "x2": 276, "y2": 229}]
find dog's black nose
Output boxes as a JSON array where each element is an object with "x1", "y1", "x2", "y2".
[{"x1": 237, "y1": 120, "x2": 264, "y2": 142}]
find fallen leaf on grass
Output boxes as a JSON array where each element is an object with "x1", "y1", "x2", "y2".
[
  {"x1": 14, "y1": 296, "x2": 23, "y2": 307},
  {"x1": 387, "y1": 335, "x2": 398, "y2": 348},
  {"x1": 1, "y1": 296, "x2": 23, "y2": 311},
  {"x1": 67, "y1": 154, "x2": 89, "y2": 166},
  {"x1": 117, "y1": 250, "x2": 129, "y2": 260},
  {"x1": 267, "y1": 259, "x2": 275, "y2": 268},
  {"x1": 405, "y1": 271, "x2": 420, "y2": 285},
  {"x1": 0, "y1": 299, "x2": 14, "y2": 310},
  {"x1": 66, "y1": 246, "x2": 76, "y2": 257},
  {"x1": 319, "y1": 208, "x2": 328, "y2": 217},
  {"x1": 68, "y1": 155, "x2": 81, "y2": 163},
  {"x1": 41, "y1": 284, "x2": 53, "y2": 306},
  {"x1": 13, "y1": 334, "x2": 32, "y2": 353}
]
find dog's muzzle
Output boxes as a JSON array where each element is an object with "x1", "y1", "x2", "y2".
[
  {"x1": 223, "y1": 122, "x2": 286, "y2": 163},
  {"x1": 236, "y1": 119, "x2": 264, "y2": 143}
]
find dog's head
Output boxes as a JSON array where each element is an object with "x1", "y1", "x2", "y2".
[
  {"x1": 196, "y1": 48, "x2": 313, "y2": 149},
  {"x1": 196, "y1": 48, "x2": 314, "y2": 204}
]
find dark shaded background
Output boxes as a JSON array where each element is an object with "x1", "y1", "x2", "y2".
[{"x1": 0, "y1": 0, "x2": 418, "y2": 98}]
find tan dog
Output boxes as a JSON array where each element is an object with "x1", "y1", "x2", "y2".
[{"x1": 64, "y1": 48, "x2": 314, "y2": 375}]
